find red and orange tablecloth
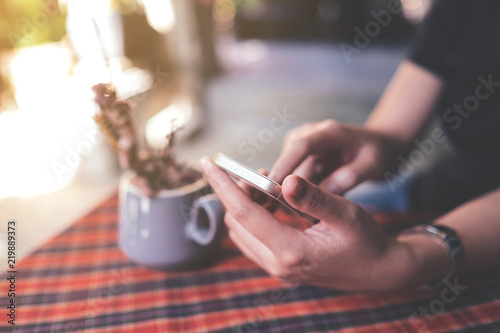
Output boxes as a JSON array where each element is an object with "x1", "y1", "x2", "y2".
[{"x1": 1, "y1": 193, "x2": 500, "y2": 332}]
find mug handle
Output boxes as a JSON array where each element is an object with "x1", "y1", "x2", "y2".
[{"x1": 185, "y1": 194, "x2": 224, "y2": 246}]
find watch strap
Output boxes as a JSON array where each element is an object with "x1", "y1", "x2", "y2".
[{"x1": 400, "y1": 224, "x2": 465, "y2": 291}]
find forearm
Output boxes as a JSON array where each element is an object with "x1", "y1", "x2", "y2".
[
  {"x1": 393, "y1": 187, "x2": 500, "y2": 289},
  {"x1": 366, "y1": 60, "x2": 443, "y2": 148},
  {"x1": 436, "y1": 187, "x2": 500, "y2": 272}
]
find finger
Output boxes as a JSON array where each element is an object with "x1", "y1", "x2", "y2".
[
  {"x1": 228, "y1": 230, "x2": 278, "y2": 277},
  {"x1": 311, "y1": 153, "x2": 343, "y2": 184},
  {"x1": 199, "y1": 157, "x2": 300, "y2": 250},
  {"x1": 228, "y1": 230, "x2": 261, "y2": 265},
  {"x1": 292, "y1": 155, "x2": 316, "y2": 181},
  {"x1": 258, "y1": 168, "x2": 269, "y2": 177},
  {"x1": 269, "y1": 120, "x2": 344, "y2": 184},
  {"x1": 282, "y1": 174, "x2": 356, "y2": 223},
  {"x1": 226, "y1": 213, "x2": 276, "y2": 269},
  {"x1": 319, "y1": 148, "x2": 376, "y2": 194},
  {"x1": 268, "y1": 139, "x2": 310, "y2": 184}
]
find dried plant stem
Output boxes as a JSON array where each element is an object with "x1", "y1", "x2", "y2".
[{"x1": 92, "y1": 83, "x2": 201, "y2": 197}]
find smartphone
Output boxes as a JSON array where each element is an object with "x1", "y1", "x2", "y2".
[{"x1": 213, "y1": 153, "x2": 318, "y2": 226}]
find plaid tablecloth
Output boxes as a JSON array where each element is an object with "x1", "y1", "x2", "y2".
[{"x1": 1, "y1": 193, "x2": 500, "y2": 333}]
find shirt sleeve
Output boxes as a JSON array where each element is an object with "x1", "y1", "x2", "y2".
[{"x1": 408, "y1": 0, "x2": 452, "y2": 80}]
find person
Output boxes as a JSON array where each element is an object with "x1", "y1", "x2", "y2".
[{"x1": 199, "y1": 0, "x2": 500, "y2": 291}]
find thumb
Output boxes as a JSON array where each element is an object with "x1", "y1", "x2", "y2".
[
  {"x1": 282, "y1": 175, "x2": 354, "y2": 222},
  {"x1": 319, "y1": 154, "x2": 375, "y2": 195}
]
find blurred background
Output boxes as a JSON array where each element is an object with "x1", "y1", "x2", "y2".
[{"x1": 0, "y1": 0, "x2": 431, "y2": 261}]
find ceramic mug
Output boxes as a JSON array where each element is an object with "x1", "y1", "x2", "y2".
[{"x1": 118, "y1": 171, "x2": 224, "y2": 270}]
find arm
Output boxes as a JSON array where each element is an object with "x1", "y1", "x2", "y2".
[
  {"x1": 366, "y1": 60, "x2": 444, "y2": 146},
  {"x1": 397, "y1": 187, "x2": 500, "y2": 288}
]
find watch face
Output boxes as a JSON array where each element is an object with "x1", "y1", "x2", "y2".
[{"x1": 213, "y1": 153, "x2": 282, "y2": 199}]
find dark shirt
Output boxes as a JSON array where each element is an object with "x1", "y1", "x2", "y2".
[{"x1": 409, "y1": 0, "x2": 500, "y2": 168}]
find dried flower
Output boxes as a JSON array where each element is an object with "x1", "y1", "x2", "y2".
[{"x1": 92, "y1": 83, "x2": 202, "y2": 197}]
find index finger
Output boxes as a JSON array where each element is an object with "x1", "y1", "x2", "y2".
[
  {"x1": 268, "y1": 139, "x2": 310, "y2": 184},
  {"x1": 199, "y1": 157, "x2": 300, "y2": 250},
  {"x1": 269, "y1": 120, "x2": 344, "y2": 183}
]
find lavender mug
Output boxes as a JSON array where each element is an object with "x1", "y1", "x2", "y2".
[{"x1": 118, "y1": 171, "x2": 224, "y2": 270}]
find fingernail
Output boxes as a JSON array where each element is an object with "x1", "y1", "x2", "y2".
[
  {"x1": 334, "y1": 170, "x2": 353, "y2": 189},
  {"x1": 199, "y1": 157, "x2": 211, "y2": 173},
  {"x1": 291, "y1": 177, "x2": 304, "y2": 198}
]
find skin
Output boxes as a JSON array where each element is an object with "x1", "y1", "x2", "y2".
[
  {"x1": 268, "y1": 61, "x2": 443, "y2": 194},
  {"x1": 199, "y1": 60, "x2": 500, "y2": 291}
]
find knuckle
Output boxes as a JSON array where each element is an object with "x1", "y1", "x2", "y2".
[
  {"x1": 363, "y1": 153, "x2": 378, "y2": 170},
  {"x1": 285, "y1": 124, "x2": 323, "y2": 152},
  {"x1": 268, "y1": 266, "x2": 285, "y2": 279},
  {"x1": 269, "y1": 250, "x2": 302, "y2": 280},
  {"x1": 271, "y1": 264, "x2": 293, "y2": 280},
  {"x1": 211, "y1": 171, "x2": 231, "y2": 190},
  {"x1": 294, "y1": 138, "x2": 311, "y2": 154},
  {"x1": 273, "y1": 268, "x2": 293, "y2": 281},
  {"x1": 341, "y1": 168, "x2": 358, "y2": 187},
  {"x1": 280, "y1": 250, "x2": 302, "y2": 268},
  {"x1": 223, "y1": 214, "x2": 234, "y2": 229},
  {"x1": 302, "y1": 121, "x2": 322, "y2": 135},
  {"x1": 284, "y1": 128, "x2": 300, "y2": 142},
  {"x1": 322, "y1": 118, "x2": 339, "y2": 130},
  {"x1": 231, "y1": 203, "x2": 251, "y2": 222},
  {"x1": 284, "y1": 133, "x2": 311, "y2": 154},
  {"x1": 362, "y1": 144, "x2": 379, "y2": 163},
  {"x1": 343, "y1": 201, "x2": 362, "y2": 221},
  {"x1": 284, "y1": 127, "x2": 300, "y2": 142}
]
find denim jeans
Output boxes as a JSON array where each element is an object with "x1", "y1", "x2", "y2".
[{"x1": 345, "y1": 147, "x2": 500, "y2": 213}]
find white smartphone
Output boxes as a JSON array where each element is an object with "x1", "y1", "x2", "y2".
[{"x1": 213, "y1": 153, "x2": 318, "y2": 226}]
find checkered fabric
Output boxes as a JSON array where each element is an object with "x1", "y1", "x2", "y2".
[{"x1": 1, "y1": 193, "x2": 500, "y2": 332}]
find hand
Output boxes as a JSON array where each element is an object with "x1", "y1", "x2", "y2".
[
  {"x1": 199, "y1": 156, "x2": 431, "y2": 292},
  {"x1": 268, "y1": 120, "x2": 404, "y2": 195}
]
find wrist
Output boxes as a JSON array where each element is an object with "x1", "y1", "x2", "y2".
[
  {"x1": 370, "y1": 234, "x2": 450, "y2": 291},
  {"x1": 366, "y1": 124, "x2": 410, "y2": 148},
  {"x1": 365, "y1": 129, "x2": 409, "y2": 175},
  {"x1": 395, "y1": 234, "x2": 451, "y2": 290}
]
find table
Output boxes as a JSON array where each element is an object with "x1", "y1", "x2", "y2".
[{"x1": 2, "y1": 193, "x2": 500, "y2": 332}]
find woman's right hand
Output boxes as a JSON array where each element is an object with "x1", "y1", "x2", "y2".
[{"x1": 268, "y1": 119, "x2": 403, "y2": 195}]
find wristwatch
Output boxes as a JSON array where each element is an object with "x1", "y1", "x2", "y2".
[{"x1": 400, "y1": 224, "x2": 465, "y2": 291}]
